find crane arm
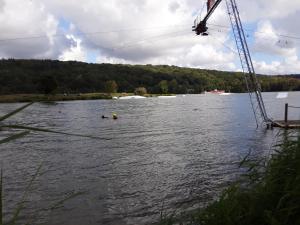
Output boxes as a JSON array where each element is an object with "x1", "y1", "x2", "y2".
[
  {"x1": 193, "y1": 0, "x2": 223, "y2": 35},
  {"x1": 192, "y1": 0, "x2": 270, "y2": 126}
]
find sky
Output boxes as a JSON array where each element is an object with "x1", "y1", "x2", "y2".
[{"x1": 0, "y1": 0, "x2": 300, "y2": 75}]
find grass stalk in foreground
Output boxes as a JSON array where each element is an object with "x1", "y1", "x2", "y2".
[
  {"x1": 1, "y1": 169, "x2": 2, "y2": 225},
  {"x1": 2, "y1": 125, "x2": 108, "y2": 140},
  {"x1": 6, "y1": 164, "x2": 42, "y2": 225},
  {"x1": 0, "y1": 103, "x2": 87, "y2": 224},
  {"x1": 0, "y1": 131, "x2": 30, "y2": 145},
  {"x1": 0, "y1": 103, "x2": 109, "y2": 142},
  {"x1": 0, "y1": 102, "x2": 33, "y2": 122}
]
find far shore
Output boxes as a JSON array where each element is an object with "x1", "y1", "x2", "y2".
[{"x1": 0, "y1": 93, "x2": 177, "y2": 103}]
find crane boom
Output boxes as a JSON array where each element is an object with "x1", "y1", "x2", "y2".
[
  {"x1": 193, "y1": 0, "x2": 223, "y2": 35},
  {"x1": 193, "y1": 0, "x2": 271, "y2": 127}
]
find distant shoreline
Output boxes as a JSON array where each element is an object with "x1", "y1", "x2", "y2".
[
  {"x1": 0, "y1": 93, "x2": 113, "y2": 103},
  {"x1": 0, "y1": 93, "x2": 176, "y2": 103}
]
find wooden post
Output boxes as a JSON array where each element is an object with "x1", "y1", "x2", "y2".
[{"x1": 284, "y1": 103, "x2": 288, "y2": 123}]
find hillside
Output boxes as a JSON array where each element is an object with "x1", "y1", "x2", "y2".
[
  {"x1": 290, "y1": 74, "x2": 300, "y2": 79},
  {"x1": 0, "y1": 59, "x2": 300, "y2": 95}
]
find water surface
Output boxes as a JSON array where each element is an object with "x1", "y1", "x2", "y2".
[{"x1": 0, "y1": 92, "x2": 299, "y2": 225}]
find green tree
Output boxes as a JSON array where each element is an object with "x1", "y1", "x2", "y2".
[
  {"x1": 158, "y1": 80, "x2": 168, "y2": 94},
  {"x1": 105, "y1": 80, "x2": 118, "y2": 93},
  {"x1": 169, "y1": 79, "x2": 178, "y2": 93},
  {"x1": 39, "y1": 75, "x2": 58, "y2": 95},
  {"x1": 134, "y1": 87, "x2": 147, "y2": 96}
]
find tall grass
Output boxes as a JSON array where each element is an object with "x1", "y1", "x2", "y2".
[
  {"x1": 160, "y1": 131, "x2": 300, "y2": 225},
  {"x1": 0, "y1": 103, "x2": 33, "y2": 122},
  {"x1": 0, "y1": 103, "x2": 90, "y2": 224},
  {"x1": 0, "y1": 102, "x2": 106, "y2": 146},
  {"x1": 1, "y1": 169, "x2": 3, "y2": 225}
]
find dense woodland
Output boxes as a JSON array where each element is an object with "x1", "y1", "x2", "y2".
[{"x1": 0, "y1": 59, "x2": 299, "y2": 95}]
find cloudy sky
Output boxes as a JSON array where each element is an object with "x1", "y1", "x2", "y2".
[{"x1": 0, "y1": 0, "x2": 300, "y2": 75}]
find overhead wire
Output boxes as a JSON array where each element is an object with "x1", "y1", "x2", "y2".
[
  {"x1": 210, "y1": 34, "x2": 239, "y2": 55},
  {"x1": 0, "y1": 21, "x2": 300, "y2": 44},
  {"x1": 207, "y1": 22, "x2": 300, "y2": 43},
  {"x1": 0, "y1": 17, "x2": 298, "y2": 57},
  {"x1": 0, "y1": 24, "x2": 190, "y2": 43},
  {"x1": 209, "y1": 27, "x2": 294, "y2": 60},
  {"x1": 115, "y1": 28, "x2": 191, "y2": 50}
]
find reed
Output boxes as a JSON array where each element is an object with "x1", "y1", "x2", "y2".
[
  {"x1": 0, "y1": 169, "x2": 2, "y2": 225},
  {"x1": 0, "y1": 103, "x2": 88, "y2": 224},
  {"x1": 160, "y1": 131, "x2": 300, "y2": 225}
]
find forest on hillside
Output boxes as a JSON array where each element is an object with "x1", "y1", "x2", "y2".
[{"x1": 0, "y1": 59, "x2": 300, "y2": 95}]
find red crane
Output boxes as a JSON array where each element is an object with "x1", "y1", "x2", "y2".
[{"x1": 193, "y1": 0, "x2": 271, "y2": 127}]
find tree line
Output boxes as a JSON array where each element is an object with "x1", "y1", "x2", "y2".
[{"x1": 0, "y1": 59, "x2": 299, "y2": 95}]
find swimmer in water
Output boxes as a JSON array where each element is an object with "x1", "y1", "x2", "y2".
[{"x1": 112, "y1": 113, "x2": 118, "y2": 120}]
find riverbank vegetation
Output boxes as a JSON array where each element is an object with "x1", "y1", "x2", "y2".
[
  {"x1": 160, "y1": 131, "x2": 300, "y2": 225},
  {"x1": 0, "y1": 93, "x2": 112, "y2": 103},
  {"x1": 1, "y1": 59, "x2": 300, "y2": 98}
]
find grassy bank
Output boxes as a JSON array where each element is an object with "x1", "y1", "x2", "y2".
[
  {"x1": 161, "y1": 131, "x2": 300, "y2": 225},
  {"x1": 0, "y1": 93, "x2": 178, "y2": 103},
  {"x1": 0, "y1": 93, "x2": 114, "y2": 103}
]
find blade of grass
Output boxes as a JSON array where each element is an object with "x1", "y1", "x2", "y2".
[
  {"x1": 20, "y1": 190, "x2": 84, "y2": 225},
  {"x1": 0, "y1": 169, "x2": 3, "y2": 225},
  {"x1": 2, "y1": 125, "x2": 109, "y2": 140},
  {"x1": 0, "y1": 131, "x2": 30, "y2": 145},
  {"x1": 47, "y1": 191, "x2": 85, "y2": 211},
  {"x1": 7, "y1": 164, "x2": 42, "y2": 225},
  {"x1": 0, "y1": 103, "x2": 33, "y2": 122}
]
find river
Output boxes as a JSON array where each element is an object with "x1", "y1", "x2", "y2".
[{"x1": 0, "y1": 92, "x2": 299, "y2": 225}]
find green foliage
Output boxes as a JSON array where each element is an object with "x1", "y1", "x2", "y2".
[
  {"x1": 104, "y1": 80, "x2": 118, "y2": 93},
  {"x1": 158, "y1": 80, "x2": 169, "y2": 94},
  {"x1": 38, "y1": 75, "x2": 58, "y2": 95},
  {"x1": 160, "y1": 132, "x2": 300, "y2": 225},
  {"x1": 0, "y1": 59, "x2": 299, "y2": 95},
  {"x1": 168, "y1": 79, "x2": 178, "y2": 93},
  {"x1": 134, "y1": 87, "x2": 147, "y2": 96}
]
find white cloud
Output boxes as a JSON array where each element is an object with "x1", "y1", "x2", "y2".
[
  {"x1": 254, "y1": 54, "x2": 300, "y2": 75},
  {"x1": 0, "y1": 0, "x2": 299, "y2": 74},
  {"x1": 251, "y1": 20, "x2": 300, "y2": 74},
  {"x1": 254, "y1": 60, "x2": 300, "y2": 75},
  {"x1": 39, "y1": 0, "x2": 232, "y2": 67},
  {"x1": 0, "y1": 0, "x2": 4, "y2": 12},
  {"x1": 238, "y1": 0, "x2": 300, "y2": 22},
  {"x1": 59, "y1": 35, "x2": 87, "y2": 61},
  {"x1": 253, "y1": 21, "x2": 296, "y2": 57},
  {"x1": 0, "y1": 0, "x2": 68, "y2": 58}
]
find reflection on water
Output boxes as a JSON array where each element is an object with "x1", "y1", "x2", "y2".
[{"x1": 0, "y1": 92, "x2": 299, "y2": 225}]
